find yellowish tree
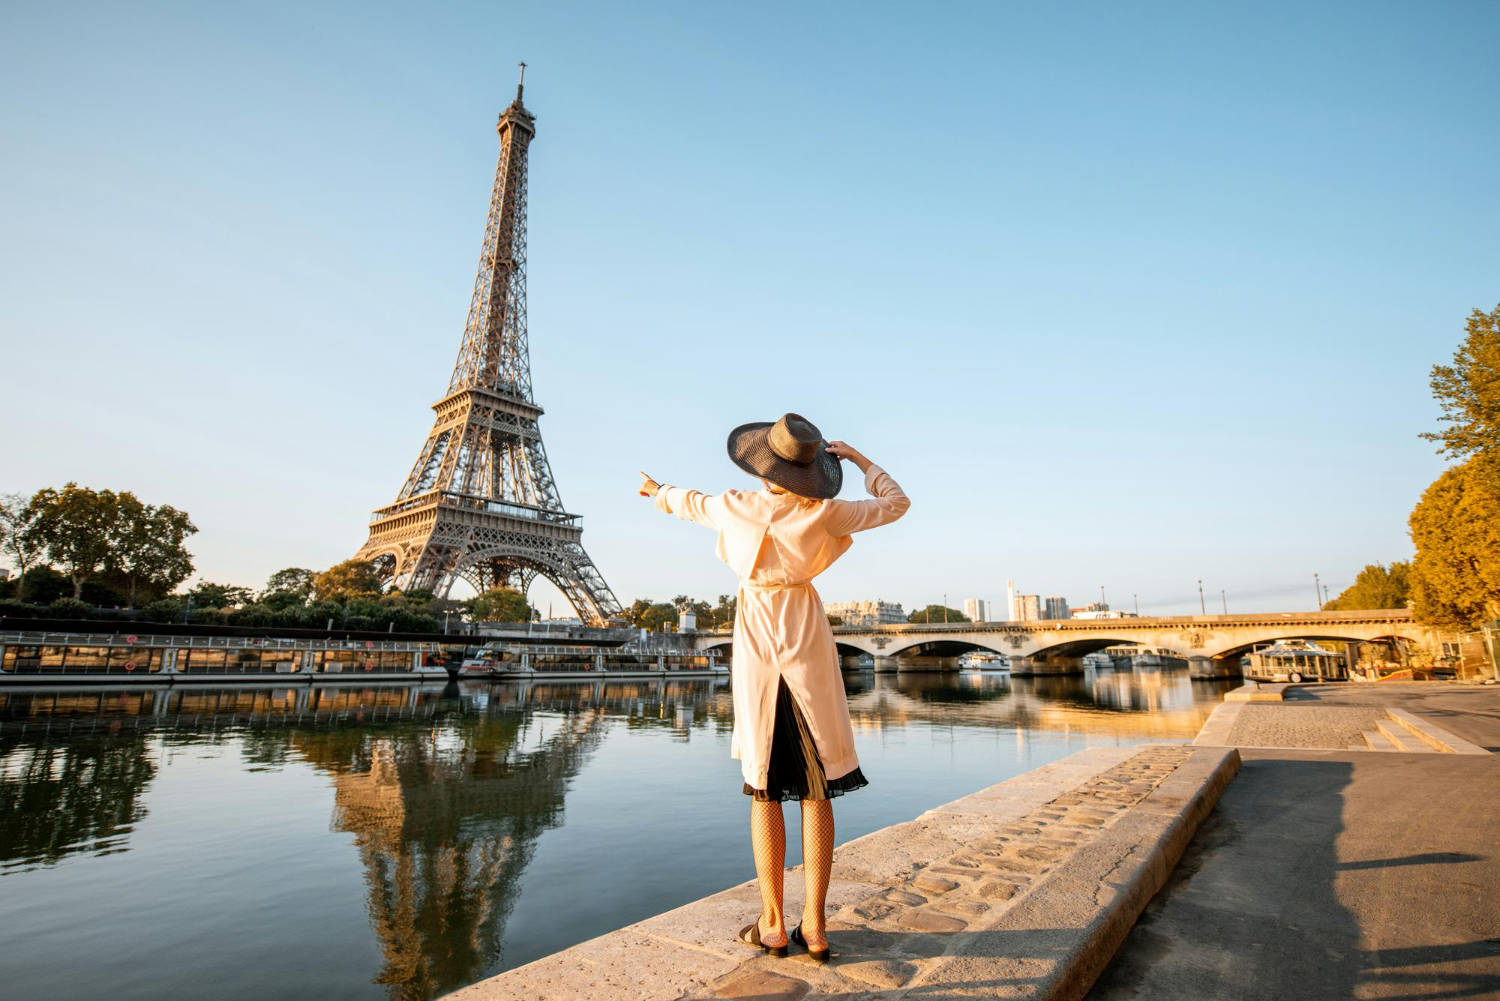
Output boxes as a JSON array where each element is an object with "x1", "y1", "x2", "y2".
[
  {"x1": 312, "y1": 559, "x2": 383, "y2": 601},
  {"x1": 1420, "y1": 304, "x2": 1500, "y2": 493},
  {"x1": 1323, "y1": 562, "x2": 1411, "y2": 611},
  {"x1": 1408, "y1": 461, "x2": 1500, "y2": 629}
]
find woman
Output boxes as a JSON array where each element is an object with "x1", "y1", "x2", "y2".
[{"x1": 638, "y1": 413, "x2": 910, "y2": 961}]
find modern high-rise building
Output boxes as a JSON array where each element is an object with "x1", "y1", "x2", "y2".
[
  {"x1": 824, "y1": 600, "x2": 907, "y2": 626},
  {"x1": 1005, "y1": 580, "x2": 1016, "y2": 621},
  {"x1": 963, "y1": 598, "x2": 988, "y2": 622},
  {"x1": 1015, "y1": 594, "x2": 1043, "y2": 621},
  {"x1": 1042, "y1": 596, "x2": 1070, "y2": 620}
]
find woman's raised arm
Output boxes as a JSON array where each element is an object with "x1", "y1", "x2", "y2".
[
  {"x1": 639, "y1": 471, "x2": 722, "y2": 530},
  {"x1": 821, "y1": 442, "x2": 910, "y2": 536}
]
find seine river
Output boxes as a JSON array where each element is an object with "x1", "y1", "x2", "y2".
[{"x1": 0, "y1": 670, "x2": 1233, "y2": 1000}]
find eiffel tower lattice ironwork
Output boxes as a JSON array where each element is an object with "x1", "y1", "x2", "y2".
[{"x1": 353, "y1": 68, "x2": 622, "y2": 623}]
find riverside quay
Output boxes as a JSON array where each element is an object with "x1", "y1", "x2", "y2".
[{"x1": 0, "y1": 620, "x2": 723, "y2": 683}]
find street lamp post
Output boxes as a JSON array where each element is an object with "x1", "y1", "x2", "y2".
[
  {"x1": 943, "y1": 594, "x2": 948, "y2": 624},
  {"x1": 1198, "y1": 580, "x2": 1206, "y2": 616},
  {"x1": 1314, "y1": 573, "x2": 1322, "y2": 611},
  {"x1": 1221, "y1": 589, "x2": 1228, "y2": 614},
  {"x1": 1133, "y1": 593, "x2": 1139, "y2": 616}
]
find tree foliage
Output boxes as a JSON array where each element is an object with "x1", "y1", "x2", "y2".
[
  {"x1": 1420, "y1": 304, "x2": 1500, "y2": 493},
  {"x1": 1324, "y1": 562, "x2": 1411, "y2": 611},
  {"x1": 264, "y1": 567, "x2": 315, "y2": 600},
  {"x1": 0, "y1": 492, "x2": 41, "y2": 598},
  {"x1": 312, "y1": 560, "x2": 383, "y2": 601},
  {"x1": 186, "y1": 581, "x2": 255, "y2": 609},
  {"x1": 464, "y1": 587, "x2": 534, "y2": 622},
  {"x1": 1408, "y1": 460, "x2": 1500, "y2": 630},
  {"x1": 113, "y1": 495, "x2": 197, "y2": 607},
  {"x1": 623, "y1": 594, "x2": 736, "y2": 632},
  {"x1": 24, "y1": 484, "x2": 121, "y2": 599},
  {"x1": 908, "y1": 604, "x2": 970, "y2": 624}
]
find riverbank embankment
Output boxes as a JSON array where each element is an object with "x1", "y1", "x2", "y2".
[{"x1": 448, "y1": 742, "x2": 1240, "y2": 1000}]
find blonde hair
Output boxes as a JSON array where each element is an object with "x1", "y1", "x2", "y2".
[{"x1": 761, "y1": 478, "x2": 822, "y2": 508}]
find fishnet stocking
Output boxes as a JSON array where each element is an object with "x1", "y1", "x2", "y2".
[
  {"x1": 749, "y1": 799, "x2": 787, "y2": 946},
  {"x1": 800, "y1": 799, "x2": 834, "y2": 951}
]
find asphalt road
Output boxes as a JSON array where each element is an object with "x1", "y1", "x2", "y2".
[{"x1": 1092, "y1": 688, "x2": 1500, "y2": 1000}]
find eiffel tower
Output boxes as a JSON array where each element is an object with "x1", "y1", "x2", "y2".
[{"x1": 354, "y1": 67, "x2": 622, "y2": 623}]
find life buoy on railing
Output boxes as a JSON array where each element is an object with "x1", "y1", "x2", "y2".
[
  {"x1": 364, "y1": 662, "x2": 373, "y2": 672},
  {"x1": 364, "y1": 641, "x2": 375, "y2": 650},
  {"x1": 124, "y1": 663, "x2": 136, "y2": 672},
  {"x1": 125, "y1": 635, "x2": 138, "y2": 645}
]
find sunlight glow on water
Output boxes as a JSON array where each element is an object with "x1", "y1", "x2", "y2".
[{"x1": 0, "y1": 670, "x2": 1232, "y2": 1000}]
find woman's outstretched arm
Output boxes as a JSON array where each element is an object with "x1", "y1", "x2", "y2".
[
  {"x1": 820, "y1": 442, "x2": 910, "y2": 536},
  {"x1": 639, "y1": 471, "x2": 722, "y2": 529}
]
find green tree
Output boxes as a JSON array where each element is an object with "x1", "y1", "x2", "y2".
[
  {"x1": 25, "y1": 484, "x2": 121, "y2": 599},
  {"x1": 47, "y1": 597, "x2": 92, "y2": 619},
  {"x1": 1420, "y1": 304, "x2": 1500, "y2": 493},
  {"x1": 264, "y1": 567, "x2": 315, "y2": 601},
  {"x1": 111, "y1": 494, "x2": 197, "y2": 608},
  {"x1": 465, "y1": 587, "x2": 534, "y2": 622},
  {"x1": 312, "y1": 559, "x2": 383, "y2": 601},
  {"x1": 13, "y1": 565, "x2": 69, "y2": 604},
  {"x1": 625, "y1": 598, "x2": 654, "y2": 628},
  {"x1": 186, "y1": 581, "x2": 255, "y2": 609},
  {"x1": 908, "y1": 604, "x2": 970, "y2": 624},
  {"x1": 713, "y1": 594, "x2": 735, "y2": 629},
  {"x1": 0, "y1": 492, "x2": 41, "y2": 599},
  {"x1": 640, "y1": 602, "x2": 678, "y2": 632},
  {"x1": 1408, "y1": 460, "x2": 1500, "y2": 629},
  {"x1": 1324, "y1": 562, "x2": 1412, "y2": 611}
]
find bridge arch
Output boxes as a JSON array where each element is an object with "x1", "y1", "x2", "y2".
[
  {"x1": 1205, "y1": 632, "x2": 1425, "y2": 665},
  {"x1": 880, "y1": 639, "x2": 1013, "y2": 659},
  {"x1": 1025, "y1": 636, "x2": 1190, "y2": 662}
]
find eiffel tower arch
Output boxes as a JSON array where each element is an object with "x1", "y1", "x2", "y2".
[{"x1": 354, "y1": 68, "x2": 623, "y2": 624}]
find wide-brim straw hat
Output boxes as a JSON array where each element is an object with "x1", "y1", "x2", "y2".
[{"x1": 727, "y1": 412, "x2": 843, "y2": 499}]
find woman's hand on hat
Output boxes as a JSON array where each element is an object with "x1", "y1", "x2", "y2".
[
  {"x1": 824, "y1": 441, "x2": 872, "y2": 473},
  {"x1": 638, "y1": 471, "x2": 662, "y2": 497}
]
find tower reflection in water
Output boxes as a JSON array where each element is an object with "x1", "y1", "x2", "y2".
[{"x1": 309, "y1": 707, "x2": 605, "y2": 998}]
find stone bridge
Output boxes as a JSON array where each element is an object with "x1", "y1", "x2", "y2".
[{"x1": 692, "y1": 609, "x2": 1431, "y2": 678}]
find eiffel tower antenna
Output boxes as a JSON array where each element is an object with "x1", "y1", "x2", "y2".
[{"x1": 353, "y1": 80, "x2": 623, "y2": 623}]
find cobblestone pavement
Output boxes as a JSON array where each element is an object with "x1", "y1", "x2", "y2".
[
  {"x1": 687, "y1": 745, "x2": 1197, "y2": 999},
  {"x1": 1223, "y1": 704, "x2": 1387, "y2": 748},
  {"x1": 1289, "y1": 683, "x2": 1500, "y2": 751}
]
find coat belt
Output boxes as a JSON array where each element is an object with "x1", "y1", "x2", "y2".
[{"x1": 740, "y1": 581, "x2": 812, "y2": 593}]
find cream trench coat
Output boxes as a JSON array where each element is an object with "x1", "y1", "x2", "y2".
[{"x1": 655, "y1": 464, "x2": 910, "y2": 789}]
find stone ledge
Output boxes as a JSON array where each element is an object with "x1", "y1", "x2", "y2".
[
  {"x1": 892, "y1": 745, "x2": 1241, "y2": 1000},
  {"x1": 1387, "y1": 708, "x2": 1490, "y2": 754},
  {"x1": 444, "y1": 744, "x2": 1240, "y2": 1001}
]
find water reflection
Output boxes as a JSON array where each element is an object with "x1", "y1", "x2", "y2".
[
  {"x1": 0, "y1": 669, "x2": 1228, "y2": 1000},
  {"x1": 0, "y1": 729, "x2": 157, "y2": 871}
]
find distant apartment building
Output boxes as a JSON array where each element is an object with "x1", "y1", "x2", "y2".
[
  {"x1": 1015, "y1": 594, "x2": 1043, "y2": 621},
  {"x1": 1042, "y1": 596, "x2": 1070, "y2": 620},
  {"x1": 825, "y1": 600, "x2": 906, "y2": 626},
  {"x1": 963, "y1": 598, "x2": 988, "y2": 622}
]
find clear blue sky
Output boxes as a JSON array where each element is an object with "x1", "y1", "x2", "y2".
[{"x1": 3, "y1": 1, "x2": 1496, "y2": 617}]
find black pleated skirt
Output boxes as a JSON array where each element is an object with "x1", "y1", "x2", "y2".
[{"x1": 743, "y1": 677, "x2": 869, "y2": 802}]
